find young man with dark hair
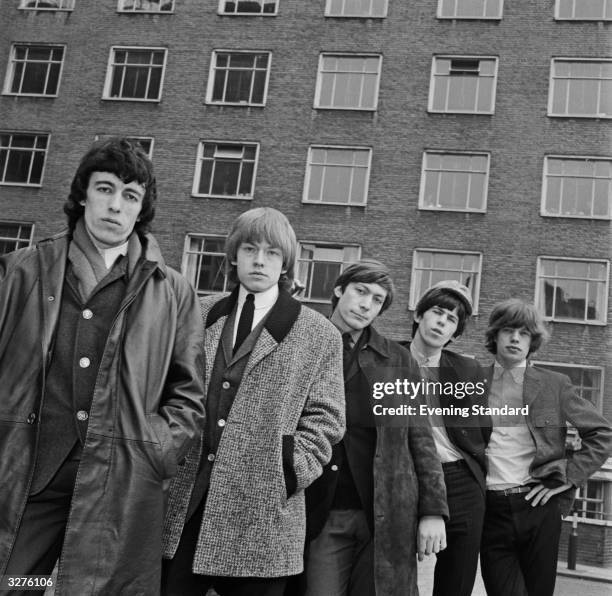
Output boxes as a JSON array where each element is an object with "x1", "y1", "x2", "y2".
[
  {"x1": 302, "y1": 260, "x2": 448, "y2": 596},
  {"x1": 481, "y1": 298, "x2": 612, "y2": 596},
  {"x1": 162, "y1": 207, "x2": 345, "y2": 596},
  {"x1": 407, "y1": 280, "x2": 490, "y2": 596},
  {"x1": 0, "y1": 138, "x2": 205, "y2": 594}
]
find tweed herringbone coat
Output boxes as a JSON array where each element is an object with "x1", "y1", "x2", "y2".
[{"x1": 162, "y1": 288, "x2": 345, "y2": 577}]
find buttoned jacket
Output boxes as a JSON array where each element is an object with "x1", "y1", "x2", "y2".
[
  {"x1": 162, "y1": 287, "x2": 345, "y2": 577},
  {"x1": 0, "y1": 230, "x2": 205, "y2": 595}
]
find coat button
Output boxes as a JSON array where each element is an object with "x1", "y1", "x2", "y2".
[
  {"x1": 79, "y1": 357, "x2": 90, "y2": 368},
  {"x1": 222, "y1": 381, "x2": 230, "y2": 389},
  {"x1": 218, "y1": 419, "x2": 226, "y2": 427},
  {"x1": 207, "y1": 453, "x2": 216, "y2": 462},
  {"x1": 76, "y1": 410, "x2": 89, "y2": 421},
  {"x1": 82, "y1": 309, "x2": 93, "y2": 320},
  {"x1": 47, "y1": 295, "x2": 55, "y2": 302},
  {"x1": 26, "y1": 412, "x2": 37, "y2": 424},
  {"x1": 331, "y1": 464, "x2": 339, "y2": 472}
]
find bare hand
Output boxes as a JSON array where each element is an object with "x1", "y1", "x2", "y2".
[
  {"x1": 525, "y1": 482, "x2": 573, "y2": 506},
  {"x1": 417, "y1": 515, "x2": 447, "y2": 561}
]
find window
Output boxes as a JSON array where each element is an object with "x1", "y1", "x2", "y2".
[
  {"x1": 0, "y1": 133, "x2": 48, "y2": 186},
  {"x1": 532, "y1": 362, "x2": 604, "y2": 410},
  {"x1": 555, "y1": 0, "x2": 612, "y2": 21},
  {"x1": 219, "y1": 0, "x2": 278, "y2": 15},
  {"x1": 182, "y1": 235, "x2": 230, "y2": 295},
  {"x1": 437, "y1": 0, "x2": 503, "y2": 18},
  {"x1": 207, "y1": 51, "x2": 271, "y2": 106},
  {"x1": 118, "y1": 0, "x2": 174, "y2": 11},
  {"x1": 429, "y1": 56, "x2": 498, "y2": 114},
  {"x1": 193, "y1": 141, "x2": 258, "y2": 199},
  {"x1": 296, "y1": 243, "x2": 361, "y2": 302},
  {"x1": 325, "y1": 0, "x2": 388, "y2": 18},
  {"x1": 419, "y1": 151, "x2": 489, "y2": 212},
  {"x1": 549, "y1": 59, "x2": 612, "y2": 118},
  {"x1": 103, "y1": 47, "x2": 166, "y2": 101},
  {"x1": 574, "y1": 480, "x2": 607, "y2": 520},
  {"x1": 303, "y1": 146, "x2": 371, "y2": 206},
  {"x1": 315, "y1": 54, "x2": 382, "y2": 110},
  {"x1": 4, "y1": 45, "x2": 65, "y2": 97},
  {"x1": 19, "y1": 0, "x2": 74, "y2": 9},
  {"x1": 409, "y1": 250, "x2": 482, "y2": 311},
  {"x1": 542, "y1": 156, "x2": 611, "y2": 219},
  {"x1": 0, "y1": 222, "x2": 34, "y2": 254},
  {"x1": 536, "y1": 257, "x2": 609, "y2": 324}
]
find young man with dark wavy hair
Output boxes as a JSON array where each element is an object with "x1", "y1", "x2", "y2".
[
  {"x1": 481, "y1": 298, "x2": 612, "y2": 596},
  {"x1": 0, "y1": 137, "x2": 205, "y2": 594}
]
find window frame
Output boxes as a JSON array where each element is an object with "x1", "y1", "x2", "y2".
[
  {"x1": 3, "y1": 44, "x2": 66, "y2": 98},
  {"x1": 419, "y1": 150, "x2": 490, "y2": 213},
  {"x1": 548, "y1": 58, "x2": 612, "y2": 119},
  {"x1": 117, "y1": 0, "x2": 175, "y2": 12},
  {"x1": 0, "y1": 221, "x2": 35, "y2": 254},
  {"x1": 192, "y1": 140, "x2": 260, "y2": 200},
  {"x1": 541, "y1": 155, "x2": 612, "y2": 220},
  {"x1": 324, "y1": 0, "x2": 388, "y2": 19},
  {"x1": 19, "y1": 0, "x2": 75, "y2": 10},
  {"x1": 102, "y1": 46, "x2": 167, "y2": 103},
  {"x1": 428, "y1": 55, "x2": 499, "y2": 115},
  {"x1": 535, "y1": 256, "x2": 610, "y2": 325},
  {"x1": 554, "y1": 0, "x2": 612, "y2": 21},
  {"x1": 181, "y1": 234, "x2": 230, "y2": 296},
  {"x1": 218, "y1": 0, "x2": 279, "y2": 16},
  {"x1": 574, "y1": 480, "x2": 608, "y2": 520},
  {"x1": 303, "y1": 145, "x2": 372, "y2": 207},
  {"x1": 296, "y1": 241, "x2": 361, "y2": 303},
  {"x1": 0, "y1": 132, "x2": 49, "y2": 187},
  {"x1": 314, "y1": 53, "x2": 382, "y2": 111},
  {"x1": 437, "y1": 0, "x2": 504, "y2": 19},
  {"x1": 206, "y1": 50, "x2": 272, "y2": 107},
  {"x1": 409, "y1": 249, "x2": 482, "y2": 312}
]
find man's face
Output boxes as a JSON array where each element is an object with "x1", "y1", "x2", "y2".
[
  {"x1": 414, "y1": 305, "x2": 460, "y2": 352},
  {"x1": 233, "y1": 240, "x2": 285, "y2": 293},
  {"x1": 331, "y1": 282, "x2": 387, "y2": 333},
  {"x1": 82, "y1": 171, "x2": 144, "y2": 249},
  {"x1": 495, "y1": 326, "x2": 532, "y2": 368}
]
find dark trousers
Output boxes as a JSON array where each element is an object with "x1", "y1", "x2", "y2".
[
  {"x1": 433, "y1": 460, "x2": 485, "y2": 596},
  {"x1": 480, "y1": 491, "x2": 562, "y2": 596},
  {"x1": 4, "y1": 455, "x2": 79, "y2": 595},
  {"x1": 162, "y1": 500, "x2": 288, "y2": 596}
]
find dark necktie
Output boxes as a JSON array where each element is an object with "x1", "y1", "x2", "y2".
[
  {"x1": 234, "y1": 293, "x2": 255, "y2": 354},
  {"x1": 342, "y1": 332, "x2": 353, "y2": 371}
]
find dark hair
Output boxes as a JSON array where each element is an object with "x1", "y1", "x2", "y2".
[
  {"x1": 485, "y1": 298, "x2": 550, "y2": 356},
  {"x1": 331, "y1": 260, "x2": 395, "y2": 313},
  {"x1": 64, "y1": 137, "x2": 157, "y2": 234},
  {"x1": 225, "y1": 207, "x2": 297, "y2": 292},
  {"x1": 412, "y1": 288, "x2": 469, "y2": 339}
]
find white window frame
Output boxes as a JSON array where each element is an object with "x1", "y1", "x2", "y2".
[
  {"x1": 181, "y1": 234, "x2": 230, "y2": 296},
  {"x1": 428, "y1": 55, "x2": 499, "y2": 114},
  {"x1": 531, "y1": 361, "x2": 604, "y2": 412},
  {"x1": 103, "y1": 46, "x2": 167, "y2": 102},
  {"x1": 206, "y1": 50, "x2": 271, "y2": 107},
  {"x1": 19, "y1": 0, "x2": 74, "y2": 10},
  {"x1": 548, "y1": 58, "x2": 612, "y2": 118},
  {"x1": 296, "y1": 242, "x2": 361, "y2": 303},
  {"x1": 0, "y1": 132, "x2": 49, "y2": 187},
  {"x1": 419, "y1": 150, "x2": 490, "y2": 212},
  {"x1": 574, "y1": 480, "x2": 608, "y2": 520},
  {"x1": 409, "y1": 249, "x2": 482, "y2": 312},
  {"x1": 314, "y1": 53, "x2": 382, "y2": 111},
  {"x1": 117, "y1": 0, "x2": 174, "y2": 12},
  {"x1": 437, "y1": 0, "x2": 503, "y2": 19},
  {"x1": 555, "y1": 0, "x2": 612, "y2": 21},
  {"x1": 0, "y1": 221, "x2": 35, "y2": 254},
  {"x1": 541, "y1": 155, "x2": 612, "y2": 220},
  {"x1": 192, "y1": 141, "x2": 259, "y2": 200},
  {"x1": 535, "y1": 256, "x2": 610, "y2": 325},
  {"x1": 324, "y1": 0, "x2": 388, "y2": 18},
  {"x1": 3, "y1": 44, "x2": 65, "y2": 98},
  {"x1": 218, "y1": 0, "x2": 279, "y2": 15},
  {"x1": 303, "y1": 145, "x2": 372, "y2": 206}
]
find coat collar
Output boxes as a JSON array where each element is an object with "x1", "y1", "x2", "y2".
[{"x1": 364, "y1": 325, "x2": 391, "y2": 359}]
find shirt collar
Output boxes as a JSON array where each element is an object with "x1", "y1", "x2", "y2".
[
  {"x1": 99, "y1": 242, "x2": 129, "y2": 269},
  {"x1": 238, "y1": 283, "x2": 279, "y2": 311},
  {"x1": 410, "y1": 342, "x2": 441, "y2": 367},
  {"x1": 493, "y1": 360, "x2": 527, "y2": 383}
]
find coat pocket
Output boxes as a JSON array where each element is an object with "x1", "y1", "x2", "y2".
[
  {"x1": 147, "y1": 413, "x2": 178, "y2": 480},
  {"x1": 282, "y1": 434, "x2": 297, "y2": 499}
]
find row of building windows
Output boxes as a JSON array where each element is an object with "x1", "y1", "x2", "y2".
[
  {"x1": 16, "y1": 0, "x2": 612, "y2": 21},
  {"x1": 3, "y1": 133, "x2": 610, "y2": 220},
  {"x1": 4, "y1": 44, "x2": 611, "y2": 120}
]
